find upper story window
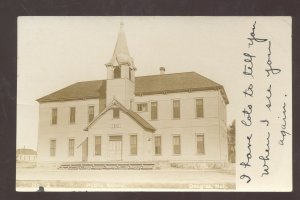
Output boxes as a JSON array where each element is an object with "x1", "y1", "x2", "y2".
[
  {"x1": 196, "y1": 99, "x2": 204, "y2": 118},
  {"x1": 151, "y1": 102, "x2": 158, "y2": 120},
  {"x1": 113, "y1": 108, "x2": 120, "y2": 119},
  {"x1": 70, "y1": 107, "x2": 76, "y2": 124},
  {"x1": 88, "y1": 106, "x2": 95, "y2": 123},
  {"x1": 51, "y1": 108, "x2": 57, "y2": 125},
  {"x1": 173, "y1": 100, "x2": 180, "y2": 119},
  {"x1": 137, "y1": 103, "x2": 148, "y2": 112},
  {"x1": 113, "y1": 66, "x2": 121, "y2": 79}
]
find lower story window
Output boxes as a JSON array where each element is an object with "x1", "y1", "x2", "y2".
[
  {"x1": 68, "y1": 139, "x2": 75, "y2": 156},
  {"x1": 50, "y1": 139, "x2": 56, "y2": 157},
  {"x1": 173, "y1": 136, "x2": 181, "y2": 155},
  {"x1": 95, "y1": 136, "x2": 101, "y2": 155},
  {"x1": 155, "y1": 136, "x2": 161, "y2": 155},
  {"x1": 130, "y1": 135, "x2": 137, "y2": 155},
  {"x1": 197, "y1": 135, "x2": 205, "y2": 154}
]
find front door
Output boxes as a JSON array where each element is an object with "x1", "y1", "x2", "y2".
[
  {"x1": 82, "y1": 138, "x2": 88, "y2": 162},
  {"x1": 108, "y1": 136, "x2": 122, "y2": 161}
]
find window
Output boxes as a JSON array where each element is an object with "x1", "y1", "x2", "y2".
[
  {"x1": 113, "y1": 66, "x2": 121, "y2": 79},
  {"x1": 70, "y1": 107, "x2": 76, "y2": 124},
  {"x1": 113, "y1": 108, "x2": 120, "y2": 119},
  {"x1": 68, "y1": 139, "x2": 75, "y2": 156},
  {"x1": 196, "y1": 99, "x2": 204, "y2": 118},
  {"x1": 95, "y1": 136, "x2": 101, "y2": 155},
  {"x1": 197, "y1": 135, "x2": 205, "y2": 154},
  {"x1": 50, "y1": 139, "x2": 56, "y2": 157},
  {"x1": 151, "y1": 102, "x2": 158, "y2": 120},
  {"x1": 88, "y1": 106, "x2": 94, "y2": 123},
  {"x1": 129, "y1": 68, "x2": 132, "y2": 80},
  {"x1": 137, "y1": 103, "x2": 148, "y2": 112},
  {"x1": 173, "y1": 100, "x2": 180, "y2": 119},
  {"x1": 173, "y1": 136, "x2": 181, "y2": 155},
  {"x1": 51, "y1": 108, "x2": 57, "y2": 124},
  {"x1": 130, "y1": 135, "x2": 137, "y2": 155},
  {"x1": 155, "y1": 136, "x2": 161, "y2": 155}
]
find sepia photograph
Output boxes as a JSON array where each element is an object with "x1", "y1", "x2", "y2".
[{"x1": 16, "y1": 16, "x2": 291, "y2": 192}]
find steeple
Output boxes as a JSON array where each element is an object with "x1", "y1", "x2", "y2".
[
  {"x1": 106, "y1": 22, "x2": 135, "y2": 69},
  {"x1": 105, "y1": 22, "x2": 136, "y2": 109}
]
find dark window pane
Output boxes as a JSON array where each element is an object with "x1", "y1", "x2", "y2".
[
  {"x1": 95, "y1": 136, "x2": 101, "y2": 155},
  {"x1": 197, "y1": 135, "x2": 205, "y2": 154},
  {"x1": 50, "y1": 139, "x2": 56, "y2": 156},
  {"x1": 196, "y1": 99, "x2": 204, "y2": 118},
  {"x1": 70, "y1": 107, "x2": 76, "y2": 123},
  {"x1": 113, "y1": 108, "x2": 120, "y2": 118},
  {"x1": 69, "y1": 139, "x2": 75, "y2": 156},
  {"x1": 173, "y1": 136, "x2": 181, "y2": 154},
  {"x1": 52, "y1": 108, "x2": 57, "y2": 124},
  {"x1": 151, "y1": 102, "x2": 157, "y2": 120},
  {"x1": 114, "y1": 66, "x2": 121, "y2": 78},
  {"x1": 155, "y1": 136, "x2": 161, "y2": 155},
  {"x1": 130, "y1": 135, "x2": 137, "y2": 155},
  {"x1": 88, "y1": 106, "x2": 94, "y2": 123},
  {"x1": 173, "y1": 100, "x2": 180, "y2": 119}
]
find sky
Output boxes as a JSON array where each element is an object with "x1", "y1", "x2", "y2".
[{"x1": 17, "y1": 16, "x2": 291, "y2": 150}]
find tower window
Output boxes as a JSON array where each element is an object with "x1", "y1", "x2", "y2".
[{"x1": 113, "y1": 66, "x2": 121, "y2": 79}]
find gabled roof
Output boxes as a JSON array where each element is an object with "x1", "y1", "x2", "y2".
[
  {"x1": 84, "y1": 99, "x2": 156, "y2": 133},
  {"x1": 16, "y1": 148, "x2": 37, "y2": 155},
  {"x1": 37, "y1": 72, "x2": 229, "y2": 104}
]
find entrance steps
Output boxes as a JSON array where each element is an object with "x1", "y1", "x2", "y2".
[{"x1": 58, "y1": 162, "x2": 155, "y2": 170}]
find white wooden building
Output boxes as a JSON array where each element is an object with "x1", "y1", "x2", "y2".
[{"x1": 36, "y1": 24, "x2": 229, "y2": 169}]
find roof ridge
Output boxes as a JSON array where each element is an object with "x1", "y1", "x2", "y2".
[{"x1": 135, "y1": 71, "x2": 195, "y2": 78}]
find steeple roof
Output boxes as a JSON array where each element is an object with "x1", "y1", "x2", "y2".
[{"x1": 106, "y1": 22, "x2": 135, "y2": 68}]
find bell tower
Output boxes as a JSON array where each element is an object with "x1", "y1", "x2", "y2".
[{"x1": 105, "y1": 22, "x2": 136, "y2": 109}]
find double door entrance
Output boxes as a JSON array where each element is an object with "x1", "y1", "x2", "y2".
[{"x1": 108, "y1": 136, "x2": 122, "y2": 161}]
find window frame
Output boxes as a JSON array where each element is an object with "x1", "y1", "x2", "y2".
[
  {"x1": 195, "y1": 98, "x2": 204, "y2": 118},
  {"x1": 154, "y1": 136, "x2": 162, "y2": 156},
  {"x1": 196, "y1": 134, "x2": 205, "y2": 155},
  {"x1": 113, "y1": 66, "x2": 121, "y2": 79},
  {"x1": 113, "y1": 108, "x2": 120, "y2": 119},
  {"x1": 172, "y1": 135, "x2": 181, "y2": 155},
  {"x1": 70, "y1": 107, "x2": 76, "y2": 124},
  {"x1": 88, "y1": 105, "x2": 95, "y2": 123},
  {"x1": 137, "y1": 102, "x2": 148, "y2": 112},
  {"x1": 129, "y1": 135, "x2": 138, "y2": 155},
  {"x1": 68, "y1": 138, "x2": 75, "y2": 157},
  {"x1": 51, "y1": 108, "x2": 57, "y2": 125},
  {"x1": 172, "y1": 99, "x2": 181, "y2": 119},
  {"x1": 94, "y1": 136, "x2": 101, "y2": 156},
  {"x1": 50, "y1": 139, "x2": 56, "y2": 157},
  {"x1": 150, "y1": 101, "x2": 158, "y2": 120}
]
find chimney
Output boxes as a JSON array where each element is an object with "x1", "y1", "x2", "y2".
[{"x1": 160, "y1": 67, "x2": 165, "y2": 75}]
